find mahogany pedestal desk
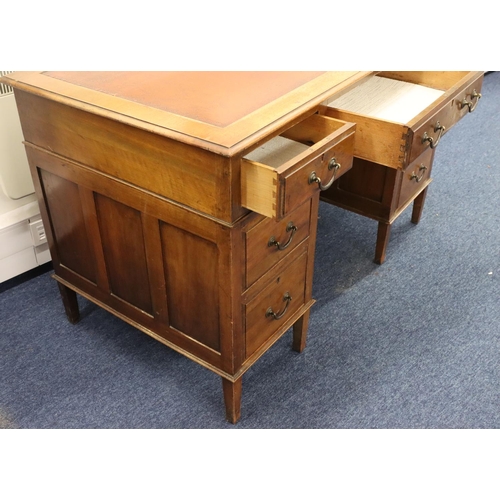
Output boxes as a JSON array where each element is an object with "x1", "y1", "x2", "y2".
[
  {"x1": 321, "y1": 71, "x2": 484, "y2": 264},
  {"x1": 2, "y1": 71, "x2": 371, "y2": 423}
]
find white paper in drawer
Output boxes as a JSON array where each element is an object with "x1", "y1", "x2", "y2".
[
  {"x1": 328, "y1": 76, "x2": 445, "y2": 124},
  {"x1": 245, "y1": 136, "x2": 310, "y2": 169}
]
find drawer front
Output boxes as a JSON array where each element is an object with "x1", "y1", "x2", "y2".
[
  {"x1": 241, "y1": 113, "x2": 356, "y2": 220},
  {"x1": 399, "y1": 147, "x2": 435, "y2": 208},
  {"x1": 409, "y1": 73, "x2": 484, "y2": 164},
  {"x1": 245, "y1": 250, "x2": 308, "y2": 357},
  {"x1": 245, "y1": 198, "x2": 312, "y2": 289},
  {"x1": 281, "y1": 131, "x2": 354, "y2": 216}
]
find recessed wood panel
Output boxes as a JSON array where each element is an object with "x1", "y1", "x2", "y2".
[
  {"x1": 40, "y1": 169, "x2": 96, "y2": 283},
  {"x1": 95, "y1": 194, "x2": 153, "y2": 314},
  {"x1": 335, "y1": 157, "x2": 390, "y2": 203},
  {"x1": 160, "y1": 223, "x2": 220, "y2": 352}
]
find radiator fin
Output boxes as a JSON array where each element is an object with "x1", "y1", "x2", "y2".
[{"x1": 0, "y1": 71, "x2": 13, "y2": 96}]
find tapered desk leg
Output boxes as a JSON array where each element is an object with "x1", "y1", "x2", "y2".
[
  {"x1": 411, "y1": 187, "x2": 428, "y2": 224},
  {"x1": 222, "y1": 377, "x2": 242, "y2": 424},
  {"x1": 292, "y1": 309, "x2": 310, "y2": 353},
  {"x1": 374, "y1": 221, "x2": 391, "y2": 265},
  {"x1": 57, "y1": 282, "x2": 80, "y2": 324}
]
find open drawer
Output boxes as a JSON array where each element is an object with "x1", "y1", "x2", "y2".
[
  {"x1": 241, "y1": 113, "x2": 355, "y2": 220},
  {"x1": 323, "y1": 71, "x2": 484, "y2": 169}
]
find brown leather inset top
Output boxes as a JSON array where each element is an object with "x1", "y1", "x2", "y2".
[
  {"x1": 4, "y1": 71, "x2": 371, "y2": 153},
  {"x1": 44, "y1": 71, "x2": 325, "y2": 127}
]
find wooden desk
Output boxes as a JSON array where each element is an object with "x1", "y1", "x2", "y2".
[{"x1": 2, "y1": 71, "x2": 370, "y2": 423}]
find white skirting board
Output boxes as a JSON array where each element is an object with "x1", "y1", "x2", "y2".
[
  {"x1": 0, "y1": 202, "x2": 51, "y2": 283},
  {"x1": 0, "y1": 222, "x2": 51, "y2": 282}
]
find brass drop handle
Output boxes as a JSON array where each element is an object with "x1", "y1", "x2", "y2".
[
  {"x1": 460, "y1": 89, "x2": 482, "y2": 113},
  {"x1": 422, "y1": 121, "x2": 445, "y2": 149},
  {"x1": 265, "y1": 292, "x2": 292, "y2": 320},
  {"x1": 410, "y1": 164, "x2": 427, "y2": 183},
  {"x1": 309, "y1": 157, "x2": 341, "y2": 191},
  {"x1": 268, "y1": 222, "x2": 297, "y2": 250}
]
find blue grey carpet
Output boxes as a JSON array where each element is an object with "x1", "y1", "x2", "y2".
[{"x1": 1, "y1": 72, "x2": 499, "y2": 429}]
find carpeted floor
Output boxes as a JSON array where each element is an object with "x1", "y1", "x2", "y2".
[{"x1": 1, "y1": 71, "x2": 498, "y2": 429}]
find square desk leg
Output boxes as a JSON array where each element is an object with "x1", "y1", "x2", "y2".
[
  {"x1": 56, "y1": 280, "x2": 80, "y2": 324},
  {"x1": 222, "y1": 378, "x2": 242, "y2": 424}
]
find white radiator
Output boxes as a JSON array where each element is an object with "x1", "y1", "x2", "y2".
[
  {"x1": 0, "y1": 71, "x2": 51, "y2": 283},
  {"x1": 0, "y1": 71, "x2": 35, "y2": 199}
]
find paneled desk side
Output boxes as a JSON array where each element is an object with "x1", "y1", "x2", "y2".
[{"x1": 1, "y1": 71, "x2": 369, "y2": 423}]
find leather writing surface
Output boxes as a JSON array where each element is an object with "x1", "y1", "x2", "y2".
[
  {"x1": 6, "y1": 70, "x2": 369, "y2": 152},
  {"x1": 45, "y1": 71, "x2": 325, "y2": 127}
]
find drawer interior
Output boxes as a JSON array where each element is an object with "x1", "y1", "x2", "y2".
[
  {"x1": 377, "y1": 71, "x2": 474, "y2": 91},
  {"x1": 244, "y1": 135, "x2": 310, "y2": 168},
  {"x1": 327, "y1": 71, "x2": 474, "y2": 125},
  {"x1": 244, "y1": 113, "x2": 349, "y2": 167},
  {"x1": 325, "y1": 71, "x2": 482, "y2": 169},
  {"x1": 327, "y1": 75, "x2": 445, "y2": 124}
]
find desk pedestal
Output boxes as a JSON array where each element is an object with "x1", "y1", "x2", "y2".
[{"x1": 321, "y1": 147, "x2": 435, "y2": 264}]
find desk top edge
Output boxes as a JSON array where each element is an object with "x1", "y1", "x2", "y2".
[{"x1": 1, "y1": 71, "x2": 373, "y2": 156}]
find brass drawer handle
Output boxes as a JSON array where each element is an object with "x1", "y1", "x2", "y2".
[
  {"x1": 460, "y1": 89, "x2": 482, "y2": 113},
  {"x1": 309, "y1": 157, "x2": 341, "y2": 191},
  {"x1": 410, "y1": 164, "x2": 428, "y2": 183},
  {"x1": 265, "y1": 292, "x2": 292, "y2": 320},
  {"x1": 422, "y1": 121, "x2": 445, "y2": 149},
  {"x1": 268, "y1": 222, "x2": 297, "y2": 250}
]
